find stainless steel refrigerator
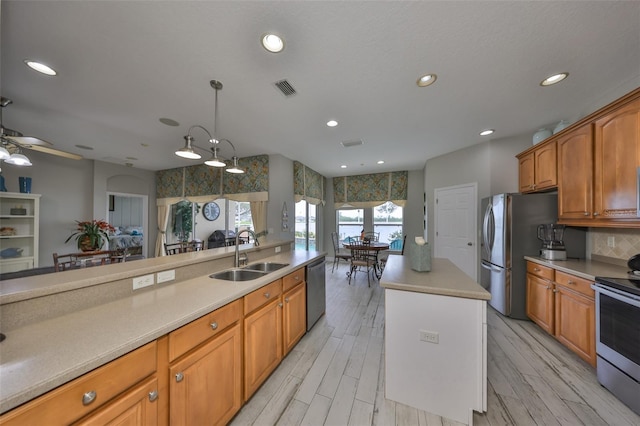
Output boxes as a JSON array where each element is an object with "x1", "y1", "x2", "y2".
[{"x1": 480, "y1": 193, "x2": 558, "y2": 319}]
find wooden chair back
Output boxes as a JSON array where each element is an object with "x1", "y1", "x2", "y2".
[{"x1": 164, "y1": 242, "x2": 185, "y2": 255}]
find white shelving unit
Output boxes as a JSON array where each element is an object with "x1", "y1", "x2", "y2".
[{"x1": 0, "y1": 192, "x2": 41, "y2": 273}]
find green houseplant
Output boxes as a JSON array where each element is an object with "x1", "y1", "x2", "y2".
[{"x1": 65, "y1": 219, "x2": 116, "y2": 251}]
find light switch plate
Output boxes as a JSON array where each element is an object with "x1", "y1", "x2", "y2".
[{"x1": 275, "y1": 246, "x2": 281, "y2": 253}]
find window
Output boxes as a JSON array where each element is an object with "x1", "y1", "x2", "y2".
[
  {"x1": 336, "y1": 202, "x2": 403, "y2": 246},
  {"x1": 374, "y1": 201, "x2": 403, "y2": 245},
  {"x1": 295, "y1": 200, "x2": 317, "y2": 251},
  {"x1": 336, "y1": 208, "x2": 364, "y2": 242}
]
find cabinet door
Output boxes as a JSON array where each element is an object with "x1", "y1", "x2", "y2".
[
  {"x1": 73, "y1": 377, "x2": 158, "y2": 426},
  {"x1": 534, "y1": 141, "x2": 557, "y2": 190},
  {"x1": 283, "y1": 282, "x2": 306, "y2": 356},
  {"x1": 594, "y1": 98, "x2": 640, "y2": 221},
  {"x1": 554, "y1": 286, "x2": 596, "y2": 366},
  {"x1": 518, "y1": 152, "x2": 535, "y2": 193},
  {"x1": 169, "y1": 323, "x2": 242, "y2": 426},
  {"x1": 244, "y1": 297, "x2": 282, "y2": 401},
  {"x1": 557, "y1": 124, "x2": 594, "y2": 220},
  {"x1": 526, "y1": 273, "x2": 554, "y2": 334}
]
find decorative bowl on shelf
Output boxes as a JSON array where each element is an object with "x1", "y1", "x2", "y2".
[
  {"x1": 0, "y1": 248, "x2": 23, "y2": 258},
  {"x1": 532, "y1": 128, "x2": 552, "y2": 145},
  {"x1": 0, "y1": 227, "x2": 16, "y2": 236},
  {"x1": 553, "y1": 120, "x2": 571, "y2": 134}
]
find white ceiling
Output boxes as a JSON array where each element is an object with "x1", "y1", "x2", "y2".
[{"x1": 1, "y1": 1, "x2": 639, "y2": 178}]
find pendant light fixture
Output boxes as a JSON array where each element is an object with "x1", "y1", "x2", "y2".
[{"x1": 175, "y1": 80, "x2": 244, "y2": 174}]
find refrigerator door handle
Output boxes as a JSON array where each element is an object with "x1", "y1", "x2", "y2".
[
  {"x1": 481, "y1": 261, "x2": 501, "y2": 272},
  {"x1": 482, "y1": 202, "x2": 494, "y2": 259}
]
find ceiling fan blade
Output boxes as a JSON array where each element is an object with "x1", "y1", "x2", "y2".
[
  {"x1": 23, "y1": 144, "x2": 83, "y2": 160},
  {"x1": 5, "y1": 135, "x2": 54, "y2": 147}
]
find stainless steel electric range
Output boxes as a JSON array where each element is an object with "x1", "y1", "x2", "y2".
[{"x1": 592, "y1": 276, "x2": 640, "y2": 415}]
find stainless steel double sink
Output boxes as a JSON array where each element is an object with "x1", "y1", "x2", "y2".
[{"x1": 209, "y1": 262, "x2": 289, "y2": 282}]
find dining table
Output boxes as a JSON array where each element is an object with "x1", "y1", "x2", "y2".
[{"x1": 343, "y1": 240, "x2": 390, "y2": 279}]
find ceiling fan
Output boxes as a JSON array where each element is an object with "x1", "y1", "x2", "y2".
[{"x1": 0, "y1": 97, "x2": 83, "y2": 162}]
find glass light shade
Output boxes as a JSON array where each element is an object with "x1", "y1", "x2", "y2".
[
  {"x1": 204, "y1": 158, "x2": 226, "y2": 167},
  {"x1": 0, "y1": 146, "x2": 10, "y2": 160},
  {"x1": 5, "y1": 152, "x2": 32, "y2": 166},
  {"x1": 225, "y1": 157, "x2": 244, "y2": 174},
  {"x1": 24, "y1": 60, "x2": 57, "y2": 76},
  {"x1": 262, "y1": 34, "x2": 284, "y2": 53},
  {"x1": 540, "y1": 73, "x2": 568, "y2": 86},
  {"x1": 175, "y1": 136, "x2": 201, "y2": 159}
]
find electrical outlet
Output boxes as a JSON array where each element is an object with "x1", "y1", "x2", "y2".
[
  {"x1": 419, "y1": 329, "x2": 439, "y2": 344},
  {"x1": 133, "y1": 274, "x2": 154, "y2": 290},
  {"x1": 157, "y1": 270, "x2": 175, "y2": 283},
  {"x1": 607, "y1": 236, "x2": 615, "y2": 248},
  {"x1": 275, "y1": 246, "x2": 281, "y2": 253}
]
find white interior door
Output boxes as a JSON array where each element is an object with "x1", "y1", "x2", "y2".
[{"x1": 434, "y1": 183, "x2": 477, "y2": 280}]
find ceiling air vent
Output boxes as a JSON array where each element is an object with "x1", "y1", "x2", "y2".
[
  {"x1": 341, "y1": 140, "x2": 364, "y2": 148},
  {"x1": 274, "y1": 79, "x2": 297, "y2": 97}
]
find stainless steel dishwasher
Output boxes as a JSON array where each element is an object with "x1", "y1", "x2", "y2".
[{"x1": 306, "y1": 257, "x2": 326, "y2": 330}]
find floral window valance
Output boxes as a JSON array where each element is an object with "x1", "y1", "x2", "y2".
[
  {"x1": 333, "y1": 171, "x2": 408, "y2": 208},
  {"x1": 156, "y1": 155, "x2": 269, "y2": 206},
  {"x1": 293, "y1": 161, "x2": 326, "y2": 205}
]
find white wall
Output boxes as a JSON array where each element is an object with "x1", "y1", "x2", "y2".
[{"x1": 2, "y1": 152, "x2": 157, "y2": 267}]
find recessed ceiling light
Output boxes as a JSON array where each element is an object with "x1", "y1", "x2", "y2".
[
  {"x1": 416, "y1": 73, "x2": 437, "y2": 87},
  {"x1": 261, "y1": 33, "x2": 284, "y2": 53},
  {"x1": 24, "y1": 60, "x2": 57, "y2": 76},
  {"x1": 479, "y1": 129, "x2": 494, "y2": 136},
  {"x1": 327, "y1": 120, "x2": 338, "y2": 127},
  {"x1": 377, "y1": 160, "x2": 385, "y2": 164},
  {"x1": 540, "y1": 72, "x2": 569, "y2": 86},
  {"x1": 341, "y1": 165, "x2": 347, "y2": 169}
]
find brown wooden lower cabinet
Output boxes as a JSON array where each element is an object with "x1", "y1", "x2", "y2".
[
  {"x1": 526, "y1": 261, "x2": 596, "y2": 366},
  {"x1": 169, "y1": 323, "x2": 242, "y2": 426},
  {"x1": 0, "y1": 269, "x2": 309, "y2": 425}
]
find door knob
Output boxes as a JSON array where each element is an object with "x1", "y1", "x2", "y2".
[{"x1": 467, "y1": 242, "x2": 472, "y2": 246}]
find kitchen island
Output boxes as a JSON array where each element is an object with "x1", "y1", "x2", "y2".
[
  {"x1": 0, "y1": 240, "x2": 325, "y2": 421},
  {"x1": 380, "y1": 255, "x2": 491, "y2": 426}
]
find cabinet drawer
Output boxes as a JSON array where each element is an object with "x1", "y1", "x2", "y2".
[
  {"x1": 527, "y1": 262, "x2": 554, "y2": 281},
  {"x1": 169, "y1": 299, "x2": 242, "y2": 362},
  {"x1": 282, "y1": 267, "x2": 305, "y2": 292},
  {"x1": 244, "y1": 279, "x2": 282, "y2": 315},
  {"x1": 555, "y1": 271, "x2": 594, "y2": 298},
  {"x1": 0, "y1": 341, "x2": 157, "y2": 426}
]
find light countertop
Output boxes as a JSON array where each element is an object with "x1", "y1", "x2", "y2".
[
  {"x1": 524, "y1": 256, "x2": 632, "y2": 281},
  {"x1": 0, "y1": 249, "x2": 325, "y2": 414},
  {"x1": 380, "y1": 255, "x2": 491, "y2": 300}
]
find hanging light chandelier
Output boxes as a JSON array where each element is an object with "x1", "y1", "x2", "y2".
[{"x1": 175, "y1": 80, "x2": 244, "y2": 174}]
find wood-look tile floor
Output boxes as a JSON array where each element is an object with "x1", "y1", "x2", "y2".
[{"x1": 230, "y1": 262, "x2": 640, "y2": 426}]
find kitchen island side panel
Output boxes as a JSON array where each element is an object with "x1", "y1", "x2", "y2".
[{"x1": 385, "y1": 288, "x2": 487, "y2": 425}]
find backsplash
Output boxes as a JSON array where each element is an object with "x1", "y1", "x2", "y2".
[{"x1": 590, "y1": 228, "x2": 640, "y2": 260}]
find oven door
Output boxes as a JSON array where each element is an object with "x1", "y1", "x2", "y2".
[{"x1": 594, "y1": 284, "x2": 640, "y2": 382}]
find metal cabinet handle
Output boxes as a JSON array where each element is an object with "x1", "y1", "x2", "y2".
[
  {"x1": 545, "y1": 285, "x2": 551, "y2": 290},
  {"x1": 210, "y1": 322, "x2": 218, "y2": 330},
  {"x1": 285, "y1": 297, "x2": 290, "y2": 303},
  {"x1": 264, "y1": 292, "x2": 270, "y2": 298},
  {"x1": 278, "y1": 302, "x2": 283, "y2": 308},
  {"x1": 148, "y1": 390, "x2": 159, "y2": 402},
  {"x1": 534, "y1": 268, "x2": 540, "y2": 272},
  {"x1": 294, "y1": 275, "x2": 300, "y2": 281},
  {"x1": 584, "y1": 212, "x2": 589, "y2": 216},
  {"x1": 82, "y1": 390, "x2": 97, "y2": 406},
  {"x1": 593, "y1": 212, "x2": 599, "y2": 216},
  {"x1": 567, "y1": 280, "x2": 575, "y2": 285},
  {"x1": 175, "y1": 372, "x2": 184, "y2": 382},
  {"x1": 553, "y1": 289, "x2": 558, "y2": 293}
]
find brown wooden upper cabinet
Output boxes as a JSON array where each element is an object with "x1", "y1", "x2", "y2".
[
  {"x1": 558, "y1": 97, "x2": 640, "y2": 227},
  {"x1": 518, "y1": 140, "x2": 557, "y2": 193}
]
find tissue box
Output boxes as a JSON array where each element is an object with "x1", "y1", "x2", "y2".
[{"x1": 408, "y1": 240, "x2": 431, "y2": 272}]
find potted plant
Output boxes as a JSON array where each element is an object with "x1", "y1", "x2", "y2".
[{"x1": 65, "y1": 219, "x2": 116, "y2": 251}]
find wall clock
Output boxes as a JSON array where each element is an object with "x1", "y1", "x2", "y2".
[{"x1": 203, "y1": 202, "x2": 220, "y2": 221}]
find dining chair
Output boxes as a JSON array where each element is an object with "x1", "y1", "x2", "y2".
[
  {"x1": 363, "y1": 231, "x2": 380, "y2": 242},
  {"x1": 348, "y1": 240, "x2": 376, "y2": 287},
  {"x1": 380, "y1": 235, "x2": 406, "y2": 272},
  {"x1": 186, "y1": 240, "x2": 204, "y2": 252},
  {"x1": 331, "y1": 232, "x2": 352, "y2": 273},
  {"x1": 164, "y1": 242, "x2": 185, "y2": 255}
]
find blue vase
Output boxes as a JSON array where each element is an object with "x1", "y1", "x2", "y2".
[{"x1": 19, "y1": 177, "x2": 32, "y2": 193}]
